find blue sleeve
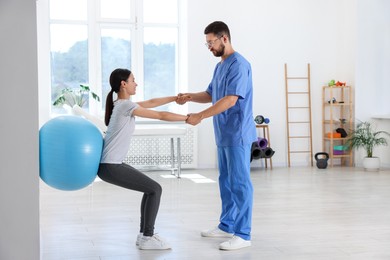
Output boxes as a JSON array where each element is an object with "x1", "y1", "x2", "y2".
[
  {"x1": 226, "y1": 60, "x2": 249, "y2": 99},
  {"x1": 206, "y1": 82, "x2": 212, "y2": 95},
  {"x1": 206, "y1": 63, "x2": 220, "y2": 95}
]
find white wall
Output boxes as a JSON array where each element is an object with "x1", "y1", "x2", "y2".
[
  {"x1": 0, "y1": 0, "x2": 40, "y2": 259},
  {"x1": 188, "y1": 0, "x2": 357, "y2": 168},
  {"x1": 356, "y1": 0, "x2": 390, "y2": 167}
]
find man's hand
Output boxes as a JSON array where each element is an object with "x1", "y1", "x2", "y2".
[
  {"x1": 176, "y1": 93, "x2": 191, "y2": 105},
  {"x1": 186, "y1": 113, "x2": 203, "y2": 126}
]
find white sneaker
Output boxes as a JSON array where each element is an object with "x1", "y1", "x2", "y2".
[
  {"x1": 138, "y1": 234, "x2": 171, "y2": 250},
  {"x1": 219, "y1": 235, "x2": 251, "y2": 250},
  {"x1": 135, "y1": 233, "x2": 142, "y2": 246},
  {"x1": 201, "y1": 227, "x2": 234, "y2": 238}
]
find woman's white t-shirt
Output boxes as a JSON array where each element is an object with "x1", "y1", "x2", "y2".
[{"x1": 100, "y1": 99, "x2": 139, "y2": 164}]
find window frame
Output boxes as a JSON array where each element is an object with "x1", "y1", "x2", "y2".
[{"x1": 37, "y1": 0, "x2": 188, "y2": 124}]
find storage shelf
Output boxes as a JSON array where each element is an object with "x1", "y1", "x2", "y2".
[
  {"x1": 323, "y1": 137, "x2": 348, "y2": 141},
  {"x1": 323, "y1": 103, "x2": 351, "y2": 106},
  {"x1": 331, "y1": 154, "x2": 352, "y2": 158},
  {"x1": 322, "y1": 85, "x2": 354, "y2": 167}
]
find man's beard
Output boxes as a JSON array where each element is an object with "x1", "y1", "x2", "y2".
[{"x1": 212, "y1": 44, "x2": 225, "y2": 57}]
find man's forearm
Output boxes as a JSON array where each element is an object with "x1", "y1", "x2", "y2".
[{"x1": 198, "y1": 95, "x2": 238, "y2": 119}]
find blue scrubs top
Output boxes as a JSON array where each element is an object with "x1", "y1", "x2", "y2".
[{"x1": 206, "y1": 52, "x2": 257, "y2": 147}]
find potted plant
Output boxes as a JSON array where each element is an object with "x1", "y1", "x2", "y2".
[
  {"x1": 53, "y1": 84, "x2": 100, "y2": 108},
  {"x1": 345, "y1": 121, "x2": 390, "y2": 171}
]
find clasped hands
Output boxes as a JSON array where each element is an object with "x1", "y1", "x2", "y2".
[{"x1": 176, "y1": 93, "x2": 202, "y2": 126}]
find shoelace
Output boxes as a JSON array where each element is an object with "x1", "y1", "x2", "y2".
[{"x1": 152, "y1": 234, "x2": 165, "y2": 243}]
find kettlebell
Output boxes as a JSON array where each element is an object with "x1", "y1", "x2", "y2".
[{"x1": 315, "y1": 152, "x2": 329, "y2": 169}]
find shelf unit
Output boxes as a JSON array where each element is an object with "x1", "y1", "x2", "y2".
[{"x1": 322, "y1": 85, "x2": 354, "y2": 167}]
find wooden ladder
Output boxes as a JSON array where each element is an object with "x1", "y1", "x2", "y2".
[{"x1": 284, "y1": 63, "x2": 313, "y2": 167}]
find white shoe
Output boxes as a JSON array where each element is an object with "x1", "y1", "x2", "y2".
[
  {"x1": 135, "y1": 233, "x2": 142, "y2": 246},
  {"x1": 138, "y1": 234, "x2": 171, "y2": 250},
  {"x1": 219, "y1": 235, "x2": 251, "y2": 250},
  {"x1": 201, "y1": 227, "x2": 234, "y2": 238}
]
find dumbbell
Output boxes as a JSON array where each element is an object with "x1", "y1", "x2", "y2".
[{"x1": 254, "y1": 115, "x2": 270, "y2": 124}]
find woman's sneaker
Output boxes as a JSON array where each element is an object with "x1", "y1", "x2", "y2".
[{"x1": 138, "y1": 234, "x2": 171, "y2": 250}]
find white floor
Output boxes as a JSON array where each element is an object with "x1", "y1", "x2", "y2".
[{"x1": 40, "y1": 166, "x2": 390, "y2": 260}]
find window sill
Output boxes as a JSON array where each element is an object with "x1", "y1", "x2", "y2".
[{"x1": 372, "y1": 115, "x2": 390, "y2": 120}]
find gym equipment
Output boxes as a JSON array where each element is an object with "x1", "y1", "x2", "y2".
[
  {"x1": 335, "y1": 81, "x2": 346, "y2": 86},
  {"x1": 250, "y1": 141, "x2": 263, "y2": 161},
  {"x1": 262, "y1": 147, "x2": 275, "y2": 158},
  {"x1": 314, "y1": 152, "x2": 329, "y2": 169},
  {"x1": 257, "y1": 137, "x2": 268, "y2": 149},
  {"x1": 285, "y1": 63, "x2": 313, "y2": 167},
  {"x1": 39, "y1": 115, "x2": 103, "y2": 191},
  {"x1": 250, "y1": 141, "x2": 275, "y2": 161},
  {"x1": 336, "y1": 128, "x2": 347, "y2": 137},
  {"x1": 254, "y1": 115, "x2": 270, "y2": 125}
]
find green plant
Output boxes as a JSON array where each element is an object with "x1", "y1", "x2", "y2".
[
  {"x1": 345, "y1": 121, "x2": 390, "y2": 158},
  {"x1": 53, "y1": 84, "x2": 100, "y2": 107}
]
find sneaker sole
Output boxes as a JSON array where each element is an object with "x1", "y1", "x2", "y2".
[
  {"x1": 219, "y1": 242, "x2": 251, "y2": 250},
  {"x1": 201, "y1": 233, "x2": 234, "y2": 238},
  {"x1": 138, "y1": 246, "x2": 171, "y2": 250},
  {"x1": 200, "y1": 230, "x2": 234, "y2": 238}
]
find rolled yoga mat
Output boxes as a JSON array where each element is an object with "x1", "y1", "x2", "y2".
[
  {"x1": 261, "y1": 147, "x2": 275, "y2": 158},
  {"x1": 251, "y1": 141, "x2": 264, "y2": 161},
  {"x1": 257, "y1": 137, "x2": 268, "y2": 149}
]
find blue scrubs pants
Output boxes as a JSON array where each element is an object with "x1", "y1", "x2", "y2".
[{"x1": 217, "y1": 145, "x2": 253, "y2": 240}]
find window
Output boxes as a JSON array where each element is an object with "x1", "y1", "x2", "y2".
[{"x1": 40, "y1": 0, "x2": 187, "y2": 119}]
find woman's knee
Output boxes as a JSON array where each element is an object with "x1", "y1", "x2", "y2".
[
  {"x1": 143, "y1": 179, "x2": 162, "y2": 196},
  {"x1": 153, "y1": 182, "x2": 162, "y2": 196}
]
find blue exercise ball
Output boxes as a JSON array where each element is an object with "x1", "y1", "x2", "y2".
[{"x1": 39, "y1": 115, "x2": 103, "y2": 191}]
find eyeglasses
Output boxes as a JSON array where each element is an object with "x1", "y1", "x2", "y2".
[{"x1": 205, "y1": 36, "x2": 223, "y2": 48}]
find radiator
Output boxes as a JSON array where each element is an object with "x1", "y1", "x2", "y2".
[{"x1": 123, "y1": 126, "x2": 198, "y2": 168}]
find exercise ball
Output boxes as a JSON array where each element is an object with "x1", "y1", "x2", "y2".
[{"x1": 39, "y1": 115, "x2": 103, "y2": 191}]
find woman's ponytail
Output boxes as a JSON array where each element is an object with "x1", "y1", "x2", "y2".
[
  {"x1": 104, "y1": 90, "x2": 114, "y2": 126},
  {"x1": 104, "y1": 68, "x2": 132, "y2": 126}
]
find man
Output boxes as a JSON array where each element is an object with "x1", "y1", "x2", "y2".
[{"x1": 177, "y1": 21, "x2": 256, "y2": 250}]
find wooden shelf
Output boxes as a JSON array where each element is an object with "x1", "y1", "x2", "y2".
[
  {"x1": 322, "y1": 85, "x2": 354, "y2": 167},
  {"x1": 323, "y1": 137, "x2": 348, "y2": 141}
]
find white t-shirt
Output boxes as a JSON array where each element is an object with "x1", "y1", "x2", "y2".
[{"x1": 100, "y1": 99, "x2": 139, "y2": 164}]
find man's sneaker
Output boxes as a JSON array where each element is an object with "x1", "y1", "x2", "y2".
[
  {"x1": 200, "y1": 227, "x2": 234, "y2": 238},
  {"x1": 135, "y1": 233, "x2": 143, "y2": 246},
  {"x1": 219, "y1": 235, "x2": 251, "y2": 250},
  {"x1": 138, "y1": 234, "x2": 171, "y2": 250}
]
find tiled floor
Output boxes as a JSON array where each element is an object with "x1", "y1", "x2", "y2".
[{"x1": 40, "y1": 167, "x2": 390, "y2": 259}]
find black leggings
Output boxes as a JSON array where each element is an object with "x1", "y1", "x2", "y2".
[{"x1": 97, "y1": 163, "x2": 162, "y2": 236}]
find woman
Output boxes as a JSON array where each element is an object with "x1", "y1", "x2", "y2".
[{"x1": 98, "y1": 68, "x2": 187, "y2": 250}]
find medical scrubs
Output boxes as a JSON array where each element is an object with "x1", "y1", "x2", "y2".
[{"x1": 206, "y1": 52, "x2": 257, "y2": 240}]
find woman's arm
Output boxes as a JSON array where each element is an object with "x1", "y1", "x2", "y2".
[
  {"x1": 177, "y1": 91, "x2": 212, "y2": 104},
  {"x1": 132, "y1": 106, "x2": 188, "y2": 122},
  {"x1": 137, "y1": 96, "x2": 177, "y2": 108}
]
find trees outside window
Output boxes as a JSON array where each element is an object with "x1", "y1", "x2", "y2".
[{"x1": 43, "y1": 0, "x2": 186, "y2": 117}]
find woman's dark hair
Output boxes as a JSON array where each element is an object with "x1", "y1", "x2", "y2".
[
  {"x1": 204, "y1": 21, "x2": 231, "y2": 42},
  {"x1": 105, "y1": 68, "x2": 131, "y2": 126}
]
